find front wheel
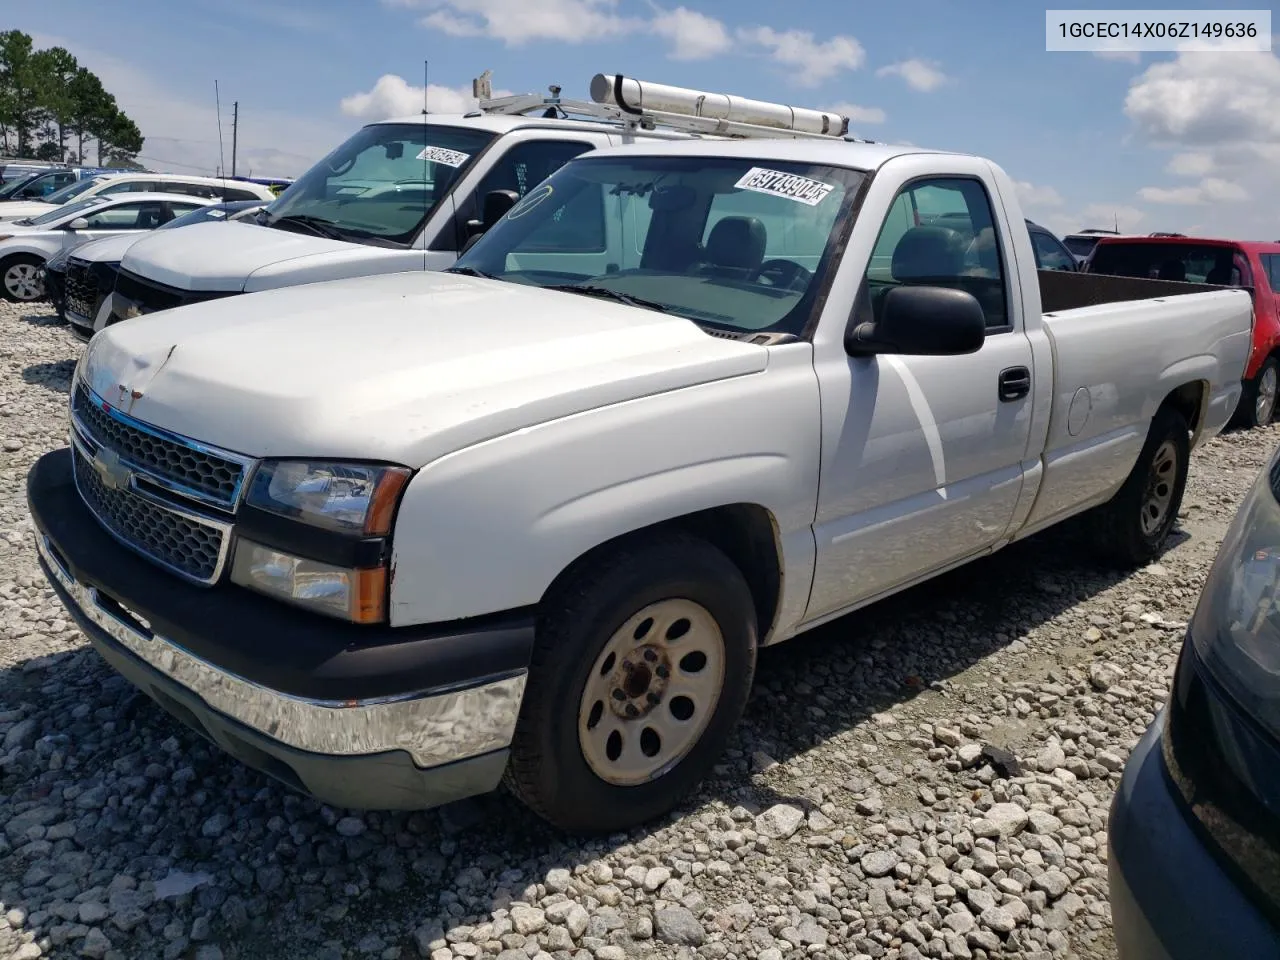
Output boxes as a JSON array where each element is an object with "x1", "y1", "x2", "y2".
[
  {"x1": 1085, "y1": 404, "x2": 1190, "y2": 567},
  {"x1": 1, "y1": 255, "x2": 44, "y2": 303},
  {"x1": 505, "y1": 532, "x2": 757, "y2": 833}
]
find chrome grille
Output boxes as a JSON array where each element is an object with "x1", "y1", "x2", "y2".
[
  {"x1": 71, "y1": 444, "x2": 225, "y2": 583},
  {"x1": 72, "y1": 383, "x2": 246, "y2": 509},
  {"x1": 64, "y1": 259, "x2": 97, "y2": 321}
]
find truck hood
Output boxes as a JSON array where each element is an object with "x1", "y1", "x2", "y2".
[
  {"x1": 69, "y1": 233, "x2": 140, "y2": 264},
  {"x1": 120, "y1": 221, "x2": 425, "y2": 292},
  {"x1": 79, "y1": 271, "x2": 768, "y2": 467},
  {"x1": 0, "y1": 201, "x2": 57, "y2": 221}
]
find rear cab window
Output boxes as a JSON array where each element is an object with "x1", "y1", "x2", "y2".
[{"x1": 1088, "y1": 241, "x2": 1243, "y2": 285}]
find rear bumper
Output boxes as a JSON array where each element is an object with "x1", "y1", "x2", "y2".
[
  {"x1": 28, "y1": 447, "x2": 533, "y2": 810},
  {"x1": 1108, "y1": 713, "x2": 1280, "y2": 959}
]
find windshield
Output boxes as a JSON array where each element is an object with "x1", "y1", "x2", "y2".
[
  {"x1": 1088, "y1": 241, "x2": 1240, "y2": 284},
  {"x1": 26, "y1": 194, "x2": 111, "y2": 227},
  {"x1": 44, "y1": 177, "x2": 104, "y2": 205},
  {"x1": 452, "y1": 155, "x2": 864, "y2": 336},
  {"x1": 0, "y1": 173, "x2": 42, "y2": 200},
  {"x1": 261, "y1": 122, "x2": 497, "y2": 245}
]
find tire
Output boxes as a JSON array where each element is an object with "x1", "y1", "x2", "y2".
[
  {"x1": 0, "y1": 254, "x2": 44, "y2": 303},
  {"x1": 505, "y1": 532, "x2": 758, "y2": 833},
  {"x1": 1238, "y1": 357, "x2": 1279, "y2": 429},
  {"x1": 1086, "y1": 404, "x2": 1190, "y2": 567}
]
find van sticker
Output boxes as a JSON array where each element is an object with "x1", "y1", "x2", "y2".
[
  {"x1": 733, "y1": 167, "x2": 834, "y2": 206},
  {"x1": 506, "y1": 183, "x2": 554, "y2": 220},
  {"x1": 416, "y1": 146, "x2": 471, "y2": 167}
]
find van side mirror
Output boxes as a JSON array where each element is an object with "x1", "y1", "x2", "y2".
[
  {"x1": 67, "y1": 217, "x2": 90, "y2": 231},
  {"x1": 464, "y1": 188, "x2": 521, "y2": 240},
  {"x1": 846, "y1": 285, "x2": 986, "y2": 357}
]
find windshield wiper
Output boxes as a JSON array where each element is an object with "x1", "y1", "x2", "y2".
[
  {"x1": 543, "y1": 284, "x2": 671, "y2": 314},
  {"x1": 447, "y1": 266, "x2": 502, "y2": 281},
  {"x1": 266, "y1": 214, "x2": 347, "y2": 241}
]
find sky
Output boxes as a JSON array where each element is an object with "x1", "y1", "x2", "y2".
[{"x1": 9, "y1": 0, "x2": 1280, "y2": 241}]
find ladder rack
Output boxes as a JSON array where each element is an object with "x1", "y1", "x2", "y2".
[{"x1": 472, "y1": 71, "x2": 853, "y2": 142}]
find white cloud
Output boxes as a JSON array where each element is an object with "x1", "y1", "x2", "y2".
[
  {"x1": 825, "y1": 101, "x2": 887, "y2": 125},
  {"x1": 1013, "y1": 180, "x2": 1065, "y2": 210},
  {"x1": 339, "y1": 74, "x2": 514, "y2": 121},
  {"x1": 736, "y1": 27, "x2": 866, "y2": 86},
  {"x1": 1123, "y1": 46, "x2": 1280, "y2": 237},
  {"x1": 649, "y1": 7, "x2": 731, "y2": 60},
  {"x1": 1139, "y1": 177, "x2": 1249, "y2": 204},
  {"x1": 1166, "y1": 151, "x2": 1214, "y2": 176},
  {"x1": 32, "y1": 32, "x2": 341, "y2": 178},
  {"x1": 876, "y1": 59, "x2": 948, "y2": 92},
  {"x1": 400, "y1": 0, "x2": 640, "y2": 44}
]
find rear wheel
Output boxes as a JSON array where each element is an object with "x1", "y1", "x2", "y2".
[
  {"x1": 505, "y1": 532, "x2": 757, "y2": 833},
  {"x1": 0, "y1": 255, "x2": 44, "y2": 303},
  {"x1": 1086, "y1": 404, "x2": 1190, "y2": 567},
  {"x1": 1239, "y1": 357, "x2": 1279, "y2": 429}
]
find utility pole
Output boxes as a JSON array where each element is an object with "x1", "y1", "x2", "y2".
[{"x1": 231, "y1": 101, "x2": 239, "y2": 177}]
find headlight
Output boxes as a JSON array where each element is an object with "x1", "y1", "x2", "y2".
[
  {"x1": 1190, "y1": 443, "x2": 1280, "y2": 736},
  {"x1": 45, "y1": 249, "x2": 70, "y2": 272},
  {"x1": 232, "y1": 460, "x2": 411, "y2": 623},
  {"x1": 244, "y1": 460, "x2": 410, "y2": 535}
]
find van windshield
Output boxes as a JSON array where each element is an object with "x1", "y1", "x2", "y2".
[
  {"x1": 450, "y1": 155, "x2": 865, "y2": 337},
  {"x1": 260, "y1": 122, "x2": 497, "y2": 247}
]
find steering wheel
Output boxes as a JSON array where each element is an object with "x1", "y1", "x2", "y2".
[{"x1": 755, "y1": 259, "x2": 812, "y2": 290}]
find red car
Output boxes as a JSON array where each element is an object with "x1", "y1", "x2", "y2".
[{"x1": 1085, "y1": 236, "x2": 1280, "y2": 428}]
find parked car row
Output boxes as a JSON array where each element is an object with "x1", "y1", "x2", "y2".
[{"x1": 0, "y1": 172, "x2": 279, "y2": 303}]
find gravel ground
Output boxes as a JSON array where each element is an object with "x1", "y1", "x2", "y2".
[{"x1": 2, "y1": 296, "x2": 1277, "y2": 960}]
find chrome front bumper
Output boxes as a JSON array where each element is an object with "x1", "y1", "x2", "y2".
[{"x1": 36, "y1": 531, "x2": 526, "y2": 770}]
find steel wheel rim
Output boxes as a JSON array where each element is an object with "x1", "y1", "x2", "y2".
[
  {"x1": 4, "y1": 263, "x2": 41, "y2": 301},
  {"x1": 578, "y1": 598, "x2": 726, "y2": 786},
  {"x1": 1258, "y1": 366, "x2": 1278, "y2": 424},
  {"x1": 1140, "y1": 440, "x2": 1178, "y2": 536}
]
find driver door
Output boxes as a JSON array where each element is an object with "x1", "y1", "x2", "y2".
[{"x1": 806, "y1": 175, "x2": 1036, "y2": 621}]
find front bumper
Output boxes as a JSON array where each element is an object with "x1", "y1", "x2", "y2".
[
  {"x1": 28, "y1": 447, "x2": 534, "y2": 810},
  {"x1": 1108, "y1": 712, "x2": 1280, "y2": 959}
]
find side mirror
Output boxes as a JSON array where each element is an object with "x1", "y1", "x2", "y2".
[
  {"x1": 463, "y1": 188, "x2": 521, "y2": 243},
  {"x1": 67, "y1": 217, "x2": 90, "y2": 231},
  {"x1": 846, "y1": 285, "x2": 986, "y2": 357}
]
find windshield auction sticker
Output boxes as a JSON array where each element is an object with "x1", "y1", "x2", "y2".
[
  {"x1": 734, "y1": 167, "x2": 834, "y2": 206},
  {"x1": 416, "y1": 146, "x2": 471, "y2": 167}
]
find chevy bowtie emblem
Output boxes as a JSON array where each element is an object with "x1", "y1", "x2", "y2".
[{"x1": 91, "y1": 446, "x2": 132, "y2": 491}]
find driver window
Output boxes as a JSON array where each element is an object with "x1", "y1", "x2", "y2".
[{"x1": 866, "y1": 177, "x2": 1008, "y2": 330}]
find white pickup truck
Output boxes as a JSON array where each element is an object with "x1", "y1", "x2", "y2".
[{"x1": 29, "y1": 134, "x2": 1253, "y2": 833}]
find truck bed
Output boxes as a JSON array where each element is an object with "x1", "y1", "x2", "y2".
[
  {"x1": 1018, "y1": 270, "x2": 1254, "y2": 536},
  {"x1": 1038, "y1": 268, "x2": 1245, "y2": 314}
]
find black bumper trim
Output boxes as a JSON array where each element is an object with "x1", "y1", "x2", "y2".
[{"x1": 28, "y1": 447, "x2": 536, "y2": 702}]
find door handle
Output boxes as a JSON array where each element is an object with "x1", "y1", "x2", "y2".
[{"x1": 998, "y1": 366, "x2": 1031, "y2": 402}]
